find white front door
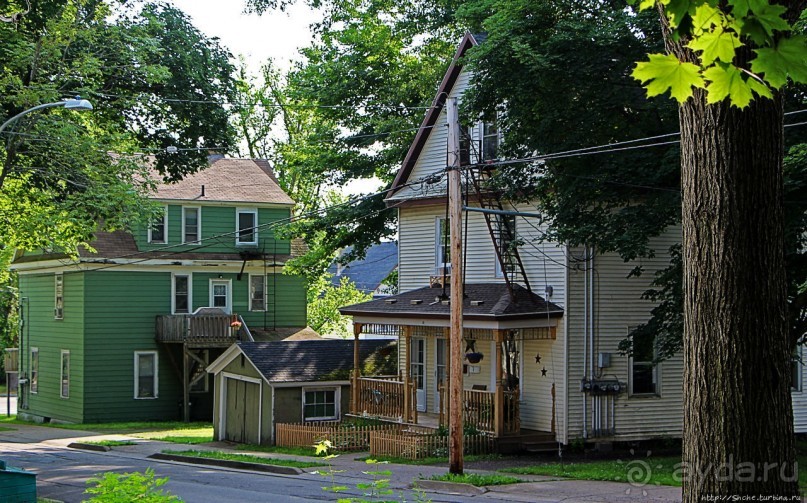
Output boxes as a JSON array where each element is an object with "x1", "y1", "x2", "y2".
[
  {"x1": 435, "y1": 338, "x2": 447, "y2": 413},
  {"x1": 210, "y1": 279, "x2": 232, "y2": 314},
  {"x1": 411, "y1": 338, "x2": 426, "y2": 412}
]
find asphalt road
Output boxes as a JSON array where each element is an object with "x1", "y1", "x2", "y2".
[{"x1": 0, "y1": 440, "x2": 479, "y2": 503}]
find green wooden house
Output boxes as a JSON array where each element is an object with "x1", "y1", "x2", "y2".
[{"x1": 10, "y1": 157, "x2": 309, "y2": 424}]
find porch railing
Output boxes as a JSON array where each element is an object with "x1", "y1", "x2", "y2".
[
  {"x1": 156, "y1": 314, "x2": 251, "y2": 345},
  {"x1": 438, "y1": 383, "x2": 520, "y2": 436},
  {"x1": 351, "y1": 376, "x2": 417, "y2": 423}
]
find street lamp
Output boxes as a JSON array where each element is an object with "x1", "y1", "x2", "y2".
[{"x1": 0, "y1": 97, "x2": 93, "y2": 136}]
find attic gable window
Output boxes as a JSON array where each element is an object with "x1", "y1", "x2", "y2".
[
  {"x1": 148, "y1": 206, "x2": 167, "y2": 244},
  {"x1": 237, "y1": 209, "x2": 258, "y2": 245}
]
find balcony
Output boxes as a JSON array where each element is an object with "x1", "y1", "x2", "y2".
[{"x1": 155, "y1": 312, "x2": 252, "y2": 347}]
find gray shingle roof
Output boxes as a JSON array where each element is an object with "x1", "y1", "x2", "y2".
[
  {"x1": 328, "y1": 242, "x2": 398, "y2": 294},
  {"x1": 238, "y1": 339, "x2": 396, "y2": 383},
  {"x1": 340, "y1": 283, "x2": 563, "y2": 321}
]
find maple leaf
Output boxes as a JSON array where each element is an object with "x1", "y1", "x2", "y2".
[
  {"x1": 690, "y1": 3, "x2": 723, "y2": 35},
  {"x1": 704, "y1": 64, "x2": 754, "y2": 108},
  {"x1": 688, "y1": 26, "x2": 742, "y2": 65},
  {"x1": 728, "y1": 0, "x2": 767, "y2": 18},
  {"x1": 751, "y1": 35, "x2": 807, "y2": 88},
  {"x1": 633, "y1": 53, "x2": 705, "y2": 102},
  {"x1": 749, "y1": 3, "x2": 791, "y2": 38}
]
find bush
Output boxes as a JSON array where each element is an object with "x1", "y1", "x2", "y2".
[{"x1": 84, "y1": 468, "x2": 181, "y2": 502}]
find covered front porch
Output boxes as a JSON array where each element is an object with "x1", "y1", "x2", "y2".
[{"x1": 341, "y1": 283, "x2": 564, "y2": 440}]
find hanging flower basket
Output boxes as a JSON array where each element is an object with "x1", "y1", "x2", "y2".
[{"x1": 465, "y1": 352, "x2": 484, "y2": 364}]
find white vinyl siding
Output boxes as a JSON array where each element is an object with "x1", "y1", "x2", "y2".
[
  {"x1": 182, "y1": 206, "x2": 201, "y2": 244},
  {"x1": 134, "y1": 351, "x2": 158, "y2": 399},
  {"x1": 236, "y1": 208, "x2": 258, "y2": 245}
]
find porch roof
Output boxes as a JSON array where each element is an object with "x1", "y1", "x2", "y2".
[{"x1": 340, "y1": 283, "x2": 563, "y2": 327}]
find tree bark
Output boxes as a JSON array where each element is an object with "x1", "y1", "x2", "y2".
[{"x1": 680, "y1": 87, "x2": 798, "y2": 499}]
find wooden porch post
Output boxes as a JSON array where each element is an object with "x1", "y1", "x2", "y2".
[
  {"x1": 352, "y1": 323, "x2": 363, "y2": 415},
  {"x1": 403, "y1": 325, "x2": 412, "y2": 423},
  {"x1": 182, "y1": 344, "x2": 190, "y2": 423},
  {"x1": 494, "y1": 330, "x2": 505, "y2": 438}
]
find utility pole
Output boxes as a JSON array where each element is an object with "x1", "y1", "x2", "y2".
[{"x1": 446, "y1": 97, "x2": 464, "y2": 474}]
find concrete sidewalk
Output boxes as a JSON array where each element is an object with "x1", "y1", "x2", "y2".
[{"x1": 0, "y1": 422, "x2": 682, "y2": 502}]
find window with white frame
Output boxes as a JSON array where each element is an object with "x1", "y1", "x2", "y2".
[
  {"x1": 629, "y1": 329, "x2": 659, "y2": 396},
  {"x1": 481, "y1": 122, "x2": 499, "y2": 161},
  {"x1": 457, "y1": 125, "x2": 471, "y2": 166},
  {"x1": 148, "y1": 206, "x2": 167, "y2": 244},
  {"x1": 435, "y1": 218, "x2": 450, "y2": 271},
  {"x1": 250, "y1": 274, "x2": 266, "y2": 311},
  {"x1": 135, "y1": 351, "x2": 158, "y2": 399},
  {"x1": 182, "y1": 207, "x2": 200, "y2": 244},
  {"x1": 494, "y1": 214, "x2": 517, "y2": 278},
  {"x1": 173, "y1": 274, "x2": 191, "y2": 314},
  {"x1": 30, "y1": 348, "x2": 38, "y2": 394},
  {"x1": 60, "y1": 350, "x2": 70, "y2": 399},
  {"x1": 237, "y1": 209, "x2": 258, "y2": 245},
  {"x1": 54, "y1": 273, "x2": 64, "y2": 319},
  {"x1": 792, "y1": 347, "x2": 802, "y2": 392},
  {"x1": 303, "y1": 388, "x2": 338, "y2": 421}
]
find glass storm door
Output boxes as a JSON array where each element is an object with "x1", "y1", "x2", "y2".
[{"x1": 411, "y1": 338, "x2": 426, "y2": 412}]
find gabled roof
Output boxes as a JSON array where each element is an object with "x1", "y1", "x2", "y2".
[
  {"x1": 327, "y1": 242, "x2": 399, "y2": 294},
  {"x1": 151, "y1": 158, "x2": 294, "y2": 205},
  {"x1": 340, "y1": 283, "x2": 563, "y2": 322},
  {"x1": 387, "y1": 32, "x2": 480, "y2": 200},
  {"x1": 208, "y1": 339, "x2": 396, "y2": 383}
]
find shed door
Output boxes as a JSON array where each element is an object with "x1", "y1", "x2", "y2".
[{"x1": 224, "y1": 377, "x2": 261, "y2": 444}]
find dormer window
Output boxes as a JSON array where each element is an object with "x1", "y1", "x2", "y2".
[
  {"x1": 148, "y1": 206, "x2": 167, "y2": 244},
  {"x1": 237, "y1": 209, "x2": 258, "y2": 245}
]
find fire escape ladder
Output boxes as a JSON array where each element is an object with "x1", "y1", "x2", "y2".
[{"x1": 467, "y1": 167, "x2": 532, "y2": 296}]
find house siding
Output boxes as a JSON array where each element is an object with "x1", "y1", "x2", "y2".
[
  {"x1": 19, "y1": 272, "x2": 85, "y2": 423},
  {"x1": 134, "y1": 205, "x2": 292, "y2": 255}
]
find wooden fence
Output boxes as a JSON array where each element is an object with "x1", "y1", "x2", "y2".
[
  {"x1": 275, "y1": 421, "x2": 402, "y2": 452},
  {"x1": 353, "y1": 376, "x2": 416, "y2": 422},
  {"x1": 369, "y1": 431, "x2": 495, "y2": 460}
]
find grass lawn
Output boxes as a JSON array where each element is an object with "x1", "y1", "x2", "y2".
[
  {"x1": 236, "y1": 443, "x2": 323, "y2": 457},
  {"x1": 357, "y1": 453, "x2": 502, "y2": 466},
  {"x1": 0, "y1": 426, "x2": 15, "y2": 432},
  {"x1": 0, "y1": 416, "x2": 213, "y2": 444},
  {"x1": 429, "y1": 473, "x2": 522, "y2": 486},
  {"x1": 163, "y1": 450, "x2": 326, "y2": 469},
  {"x1": 85, "y1": 440, "x2": 138, "y2": 447}
]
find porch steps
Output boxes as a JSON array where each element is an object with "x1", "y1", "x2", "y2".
[
  {"x1": 522, "y1": 441, "x2": 561, "y2": 455},
  {"x1": 497, "y1": 431, "x2": 557, "y2": 454}
]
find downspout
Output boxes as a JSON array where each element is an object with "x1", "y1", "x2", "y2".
[
  {"x1": 589, "y1": 248, "x2": 597, "y2": 434},
  {"x1": 582, "y1": 248, "x2": 588, "y2": 439}
]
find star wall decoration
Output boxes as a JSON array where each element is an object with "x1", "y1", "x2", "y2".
[
  {"x1": 541, "y1": 367, "x2": 548, "y2": 377},
  {"x1": 535, "y1": 353, "x2": 541, "y2": 364}
]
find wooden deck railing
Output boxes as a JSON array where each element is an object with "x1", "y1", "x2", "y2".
[
  {"x1": 438, "y1": 383, "x2": 520, "y2": 436},
  {"x1": 3, "y1": 348, "x2": 18, "y2": 372},
  {"x1": 156, "y1": 314, "x2": 248, "y2": 345},
  {"x1": 352, "y1": 377, "x2": 417, "y2": 422},
  {"x1": 275, "y1": 421, "x2": 402, "y2": 451}
]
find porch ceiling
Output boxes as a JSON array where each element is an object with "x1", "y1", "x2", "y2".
[{"x1": 340, "y1": 283, "x2": 563, "y2": 332}]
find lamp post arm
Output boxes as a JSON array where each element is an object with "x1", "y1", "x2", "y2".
[{"x1": 0, "y1": 102, "x2": 67, "y2": 137}]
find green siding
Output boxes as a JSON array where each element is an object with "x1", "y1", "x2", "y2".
[
  {"x1": 82, "y1": 271, "x2": 182, "y2": 422},
  {"x1": 134, "y1": 204, "x2": 292, "y2": 255},
  {"x1": 241, "y1": 274, "x2": 308, "y2": 330},
  {"x1": 20, "y1": 273, "x2": 85, "y2": 423}
]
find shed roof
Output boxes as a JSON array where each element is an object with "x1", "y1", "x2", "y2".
[{"x1": 234, "y1": 339, "x2": 395, "y2": 383}]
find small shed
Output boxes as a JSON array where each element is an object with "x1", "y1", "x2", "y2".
[{"x1": 207, "y1": 339, "x2": 396, "y2": 445}]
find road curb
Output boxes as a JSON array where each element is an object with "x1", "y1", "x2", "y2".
[
  {"x1": 148, "y1": 453, "x2": 303, "y2": 475},
  {"x1": 413, "y1": 479, "x2": 488, "y2": 495},
  {"x1": 67, "y1": 442, "x2": 110, "y2": 452}
]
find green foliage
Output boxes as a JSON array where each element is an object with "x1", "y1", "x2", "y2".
[
  {"x1": 427, "y1": 472, "x2": 522, "y2": 486},
  {"x1": 307, "y1": 275, "x2": 373, "y2": 338},
  {"x1": 0, "y1": 0, "x2": 236, "y2": 253},
  {"x1": 84, "y1": 468, "x2": 181, "y2": 502},
  {"x1": 503, "y1": 456, "x2": 683, "y2": 487},
  {"x1": 629, "y1": 0, "x2": 807, "y2": 107},
  {"x1": 85, "y1": 440, "x2": 137, "y2": 447}
]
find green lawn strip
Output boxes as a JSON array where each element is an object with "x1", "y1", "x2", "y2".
[
  {"x1": 235, "y1": 443, "x2": 324, "y2": 457},
  {"x1": 502, "y1": 457, "x2": 681, "y2": 486},
  {"x1": 163, "y1": 450, "x2": 325, "y2": 469},
  {"x1": 429, "y1": 473, "x2": 522, "y2": 486},
  {"x1": 131, "y1": 427, "x2": 213, "y2": 444},
  {"x1": 84, "y1": 440, "x2": 138, "y2": 447},
  {"x1": 357, "y1": 453, "x2": 501, "y2": 466},
  {"x1": 0, "y1": 426, "x2": 15, "y2": 432}
]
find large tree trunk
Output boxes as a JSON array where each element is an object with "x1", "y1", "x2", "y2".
[{"x1": 680, "y1": 87, "x2": 798, "y2": 499}]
